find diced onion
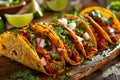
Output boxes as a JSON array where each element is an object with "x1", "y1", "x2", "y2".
[
  {"x1": 83, "y1": 32, "x2": 91, "y2": 40},
  {"x1": 77, "y1": 35, "x2": 84, "y2": 42},
  {"x1": 41, "y1": 57, "x2": 47, "y2": 66},
  {"x1": 69, "y1": 22, "x2": 76, "y2": 30},
  {"x1": 57, "y1": 48, "x2": 63, "y2": 52},
  {"x1": 58, "y1": 18, "x2": 68, "y2": 25},
  {"x1": 39, "y1": 39, "x2": 46, "y2": 48},
  {"x1": 108, "y1": 26, "x2": 115, "y2": 34},
  {"x1": 36, "y1": 37, "x2": 41, "y2": 46}
]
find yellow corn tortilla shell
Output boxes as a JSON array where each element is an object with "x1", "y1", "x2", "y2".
[
  {"x1": 80, "y1": 6, "x2": 120, "y2": 44},
  {"x1": 63, "y1": 14, "x2": 97, "y2": 58},
  {"x1": 0, "y1": 23, "x2": 67, "y2": 75},
  {"x1": 31, "y1": 23, "x2": 84, "y2": 65}
]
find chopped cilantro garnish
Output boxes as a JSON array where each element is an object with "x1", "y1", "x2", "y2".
[
  {"x1": 30, "y1": 35, "x2": 36, "y2": 45},
  {"x1": 88, "y1": 58, "x2": 92, "y2": 61},
  {"x1": 30, "y1": 45, "x2": 34, "y2": 49},
  {"x1": 66, "y1": 72, "x2": 73, "y2": 77},
  {"x1": 57, "y1": 74, "x2": 66, "y2": 79},
  {"x1": 10, "y1": 70, "x2": 40, "y2": 80},
  {"x1": 55, "y1": 26, "x2": 68, "y2": 40},
  {"x1": 10, "y1": 28, "x2": 19, "y2": 37},
  {"x1": 76, "y1": 26, "x2": 86, "y2": 35},
  {"x1": 66, "y1": 37, "x2": 72, "y2": 49},
  {"x1": 90, "y1": 10, "x2": 102, "y2": 19},
  {"x1": 82, "y1": 61, "x2": 88, "y2": 65},
  {"x1": 55, "y1": 64, "x2": 62, "y2": 69},
  {"x1": 105, "y1": 42, "x2": 109, "y2": 49},
  {"x1": 51, "y1": 51, "x2": 58, "y2": 60},
  {"x1": 67, "y1": 6, "x2": 77, "y2": 14},
  {"x1": 86, "y1": 38, "x2": 92, "y2": 42},
  {"x1": 51, "y1": 17, "x2": 58, "y2": 22}
]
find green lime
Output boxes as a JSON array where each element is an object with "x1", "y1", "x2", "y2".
[
  {"x1": 5, "y1": 13, "x2": 33, "y2": 27},
  {"x1": 0, "y1": 17, "x2": 4, "y2": 34},
  {"x1": 46, "y1": 0, "x2": 68, "y2": 11},
  {"x1": 28, "y1": 0, "x2": 43, "y2": 18}
]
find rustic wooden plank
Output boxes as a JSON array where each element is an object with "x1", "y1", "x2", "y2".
[{"x1": 0, "y1": 44, "x2": 120, "y2": 80}]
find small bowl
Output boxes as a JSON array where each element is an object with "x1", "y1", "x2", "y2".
[{"x1": 0, "y1": 0, "x2": 26, "y2": 16}]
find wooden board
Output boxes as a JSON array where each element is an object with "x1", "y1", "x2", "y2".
[{"x1": 0, "y1": 36, "x2": 120, "y2": 80}]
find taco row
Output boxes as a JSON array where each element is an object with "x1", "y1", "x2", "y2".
[{"x1": 0, "y1": 6, "x2": 120, "y2": 75}]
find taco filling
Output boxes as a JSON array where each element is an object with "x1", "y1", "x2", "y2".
[
  {"x1": 18, "y1": 27, "x2": 64, "y2": 74},
  {"x1": 48, "y1": 23, "x2": 83, "y2": 63},
  {"x1": 57, "y1": 15, "x2": 97, "y2": 57},
  {"x1": 89, "y1": 10, "x2": 120, "y2": 43},
  {"x1": 82, "y1": 15, "x2": 110, "y2": 52}
]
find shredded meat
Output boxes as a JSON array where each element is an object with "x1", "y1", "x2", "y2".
[
  {"x1": 98, "y1": 38, "x2": 106, "y2": 52},
  {"x1": 45, "y1": 61, "x2": 64, "y2": 74},
  {"x1": 19, "y1": 29, "x2": 64, "y2": 74},
  {"x1": 63, "y1": 40, "x2": 81, "y2": 62},
  {"x1": 90, "y1": 24, "x2": 107, "y2": 52},
  {"x1": 72, "y1": 48, "x2": 81, "y2": 62},
  {"x1": 36, "y1": 46, "x2": 48, "y2": 55},
  {"x1": 110, "y1": 33, "x2": 120, "y2": 43},
  {"x1": 83, "y1": 42, "x2": 97, "y2": 56}
]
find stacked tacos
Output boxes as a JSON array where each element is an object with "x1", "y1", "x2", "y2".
[
  {"x1": 50, "y1": 14, "x2": 98, "y2": 58},
  {"x1": 80, "y1": 6, "x2": 120, "y2": 44},
  {"x1": 0, "y1": 6, "x2": 120, "y2": 75}
]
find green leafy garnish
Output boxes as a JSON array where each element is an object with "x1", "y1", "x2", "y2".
[
  {"x1": 67, "y1": 6, "x2": 77, "y2": 14},
  {"x1": 55, "y1": 64, "x2": 62, "y2": 69},
  {"x1": 57, "y1": 74, "x2": 66, "y2": 79},
  {"x1": 88, "y1": 58, "x2": 92, "y2": 61},
  {"x1": 51, "y1": 17, "x2": 58, "y2": 22},
  {"x1": 30, "y1": 35, "x2": 36, "y2": 45},
  {"x1": 82, "y1": 61, "x2": 88, "y2": 65},
  {"x1": 10, "y1": 70, "x2": 40, "y2": 80},
  {"x1": 66, "y1": 72, "x2": 73, "y2": 77},
  {"x1": 105, "y1": 42, "x2": 109, "y2": 49},
  {"x1": 76, "y1": 26, "x2": 86, "y2": 35},
  {"x1": 86, "y1": 38, "x2": 92, "y2": 42},
  {"x1": 90, "y1": 10, "x2": 102, "y2": 19},
  {"x1": 51, "y1": 51, "x2": 58, "y2": 60},
  {"x1": 10, "y1": 28, "x2": 19, "y2": 37},
  {"x1": 55, "y1": 26, "x2": 68, "y2": 40},
  {"x1": 66, "y1": 37, "x2": 72, "y2": 49},
  {"x1": 110, "y1": 1, "x2": 120, "y2": 12}
]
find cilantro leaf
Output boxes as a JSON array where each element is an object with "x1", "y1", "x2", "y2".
[{"x1": 10, "y1": 70, "x2": 40, "y2": 80}]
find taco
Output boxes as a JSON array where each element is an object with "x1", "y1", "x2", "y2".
[
  {"x1": 0, "y1": 23, "x2": 66, "y2": 75},
  {"x1": 47, "y1": 21, "x2": 84, "y2": 65},
  {"x1": 80, "y1": 6, "x2": 120, "y2": 44},
  {"x1": 82, "y1": 15, "x2": 110, "y2": 52},
  {"x1": 55, "y1": 14, "x2": 98, "y2": 58}
]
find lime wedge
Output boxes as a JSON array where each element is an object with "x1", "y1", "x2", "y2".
[
  {"x1": 5, "y1": 13, "x2": 33, "y2": 27},
  {"x1": 46, "y1": 0, "x2": 68, "y2": 11},
  {"x1": 28, "y1": 0, "x2": 43, "y2": 17}
]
